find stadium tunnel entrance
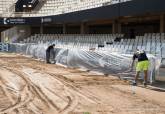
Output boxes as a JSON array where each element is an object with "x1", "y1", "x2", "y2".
[{"x1": 0, "y1": 26, "x2": 13, "y2": 42}]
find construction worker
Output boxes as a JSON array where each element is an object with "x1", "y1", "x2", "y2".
[
  {"x1": 46, "y1": 44, "x2": 55, "y2": 64},
  {"x1": 131, "y1": 49, "x2": 149, "y2": 86}
]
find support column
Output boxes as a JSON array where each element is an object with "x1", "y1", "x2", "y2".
[
  {"x1": 80, "y1": 22, "x2": 85, "y2": 34},
  {"x1": 160, "y1": 14, "x2": 165, "y2": 33},
  {"x1": 40, "y1": 24, "x2": 43, "y2": 34},
  {"x1": 80, "y1": 22, "x2": 89, "y2": 34},
  {"x1": 112, "y1": 21, "x2": 116, "y2": 34},
  {"x1": 63, "y1": 24, "x2": 67, "y2": 34},
  {"x1": 117, "y1": 22, "x2": 121, "y2": 34},
  {"x1": 112, "y1": 20, "x2": 121, "y2": 34}
]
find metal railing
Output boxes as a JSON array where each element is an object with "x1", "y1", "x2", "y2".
[{"x1": 0, "y1": 43, "x2": 9, "y2": 52}]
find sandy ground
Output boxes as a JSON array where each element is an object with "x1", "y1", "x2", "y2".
[{"x1": 0, "y1": 52, "x2": 165, "y2": 114}]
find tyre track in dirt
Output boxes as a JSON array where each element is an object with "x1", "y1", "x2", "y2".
[
  {"x1": 21, "y1": 63, "x2": 117, "y2": 113},
  {"x1": 1, "y1": 54, "x2": 165, "y2": 114},
  {"x1": 6, "y1": 67, "x2": 60, "y2": 112},
  {"x1": 13, "y1": 58, "x2": 126, "y2": 113},
  {"x1": 25, "y1": 63, "x2": 102, "y2": 104},
  {"x1": 0, "y1": 67, "x2": 33, "y2": 114},
  {"x1": 0, "y1": 56, "x2": 98, "y2": 113},
  {"x1": 24, "y1": 61, "x2": 165, "y2": 114},
  {"x1": 21, "y1": 66, "x2": 79, "y2": 114},
  {"x1": 0, "y1": 59, "x2": 79, "y2": 114},
  {"x1": 0, "y1": 62, "x2": 61, "y2": 113}
]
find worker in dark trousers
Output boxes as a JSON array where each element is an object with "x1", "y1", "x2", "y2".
[{"x1": 46, "y1": 44, "x2": 55, "y2": 64}]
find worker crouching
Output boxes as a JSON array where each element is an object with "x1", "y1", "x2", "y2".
[{"x1": 46, "y1": 44, "x2": 55, "y2": 64}]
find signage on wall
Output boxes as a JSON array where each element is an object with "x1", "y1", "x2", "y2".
[
  {"x1": 3, "y1": 18, "x2": 26, "y2": 24},
  {"x1": 41, "y1": 17, "x2": 52, "y2": 23}
]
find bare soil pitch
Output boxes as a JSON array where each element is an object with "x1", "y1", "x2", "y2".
[{"x1": 0, "y1": 53, "x2": 165, "y2": 114}]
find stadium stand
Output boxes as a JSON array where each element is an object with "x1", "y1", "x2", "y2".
[
  {"x1": 0, "y1": 0, "x2": 131, "y2": 17},
  {"x1": 0, "y1": 0, "x2": 16, "y2": 17},
  {"x1": 21, "y1": 33, "x2": 165, "y2": 57}
]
